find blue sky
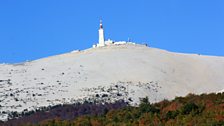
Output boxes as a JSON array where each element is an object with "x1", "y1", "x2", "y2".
[{"x1": 0, "y1": 0, "x2": 224, "y2": 63}]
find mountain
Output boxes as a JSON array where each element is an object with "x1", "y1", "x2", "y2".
[{"x1": 0, "y1": 43, "x2": 224, "y2": 121}]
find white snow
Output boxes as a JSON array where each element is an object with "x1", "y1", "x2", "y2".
[{"x1": 0, "y1": 43, "x2": 224, "y2": 121}]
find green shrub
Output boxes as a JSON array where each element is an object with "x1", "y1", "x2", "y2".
[{"x1": 181, "y1": 102, "x2": 199, "y2": 115}]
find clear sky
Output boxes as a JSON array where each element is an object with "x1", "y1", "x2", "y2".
[{"x1": 0, "y1": 0, "x2": 224, "y2": 63}]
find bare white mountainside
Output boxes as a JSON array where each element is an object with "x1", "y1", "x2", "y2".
[{"x1": 1, "y1": 44, "x2": 224, "y2": 120}]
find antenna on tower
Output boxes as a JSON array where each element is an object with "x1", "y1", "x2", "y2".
[{"x1": 99, "y1": 17, "x2": 103, "y2": 29}]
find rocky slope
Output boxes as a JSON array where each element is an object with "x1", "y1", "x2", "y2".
[{"x1": 0, "y1": 43, "x2": 224, "y2": 121}]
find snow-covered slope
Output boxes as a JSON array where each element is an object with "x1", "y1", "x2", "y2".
[{"x1": 1, "y1": 44, "x2": 224, "y2": 120}]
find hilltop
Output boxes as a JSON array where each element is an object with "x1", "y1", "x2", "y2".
[{"x1": 1, "y1": 43, "x2": 224, "y2": 121}]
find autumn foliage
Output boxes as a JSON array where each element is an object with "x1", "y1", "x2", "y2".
[{"x1": 2, "y1": 92, "x2": 224, "y2": 126}]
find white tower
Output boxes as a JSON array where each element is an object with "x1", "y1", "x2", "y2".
[{"x1": 98, "y1": 20, "x2": 105, "y2": 47}]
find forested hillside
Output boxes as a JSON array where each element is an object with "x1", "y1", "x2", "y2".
[{"x1": 2, "y1": 92, "x2": 224, "y2": 126}]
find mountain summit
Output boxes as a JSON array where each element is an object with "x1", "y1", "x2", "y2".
[{"x1": 1, "y1": 43, "x2": 224, "y2": 121}]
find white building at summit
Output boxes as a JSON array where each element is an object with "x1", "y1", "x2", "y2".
[
  {"x1": 97, "y1": 20, "x2": 105, "y2": 47},
  {"x1": 93, "y1": 20, "x2": 136, "y2": 48}
]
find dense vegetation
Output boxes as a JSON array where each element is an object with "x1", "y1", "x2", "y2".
[
  {"x1": 2, "y1": 92, "x2": 224, "y2": 126},
  {"x1": 2, "y1": 100, "x2": 128, "y2": 126}
]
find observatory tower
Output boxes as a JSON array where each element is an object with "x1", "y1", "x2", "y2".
[
  {"x1": 93, "y1": 20, "x2": 136, "y2": 48},
  {"x1": 98, "y1": 20, "x2": 105, "y2": 47}
]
